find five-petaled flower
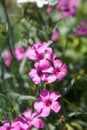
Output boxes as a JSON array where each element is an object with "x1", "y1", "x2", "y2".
[
  {"x1": 29, "y1": 59, "x2": 53, "y2": 84},
  {"x1": 47, "y1": 59, "x2": 67, "y2": 83},
  {"x1": 22, "y1": 109, "x2": 44, "y2": 129},
  {"x1": 34, "y1": 90, "x2": 61, "y2": 117}
]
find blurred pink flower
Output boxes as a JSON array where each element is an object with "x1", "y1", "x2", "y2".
[
  {"x1": 22, "y1": 109, "x2": 44, "y2": 129},
  {"x1": 29, "y1": 59, "x2": 53, "y2": 84},
  {"x1": 74, "y1": 21, "x2": 87, "y2": 36},
  {"x1": 26, "y1": 42, "x2": 56, "y2": 61},
  {"x1": 46, "y1": 6, "x2": 52, "y2": 13},
  {"x1": 3, "y1": 51, "x2": 12, "y2": 67},
  {"x1": 47, "y1": 59, "x2": 67, "y2": 83},
  {"x1": 34, "y1": 90, "x2": 61, "y2": 117},
  {"x1": 14, "y1": 47, "x2": 25, "y2": 61},
  {"x1": 11, "y1": 116, "x2": 30, "y2": 130},
  {"x1": 51, "y1": 29, "x2": 59, "y2": 42},
  {"x1": 56, "y1": 0, "x2": 82, "y2": 19}
]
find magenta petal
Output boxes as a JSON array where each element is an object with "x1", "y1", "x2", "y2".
[
  {"x1": 39, "y1": 59, "x2": 50, "y2": 70},
  {"x1": 51, "y1": 102, "x2": 61, "y2": 113},
  {"x1": 32, "y1": 118, "x2": 44, "y2": 128},
  {"x1": 11, "y1": 124, "x2": 21, "y2": 130},
  {"x1": 38, "y1": 42, "x2": 50, "y2": 53},
  {"x1": 42, "y1": 66, "x2": 54, "y2": 73},
  {"x1": 32, "y1": 75, "x2": 41, "y2": 84},
  {"x1": 57, "y1": 72, "x2": 66, "y2": 80},
  {"x1": 28, "y1": 69, "x2": 37, "y2": 78},
  {"x1": 34, "y1": 101, "x2": 44, "y2": 111},
  {"x1": 34, "y1": 42, "x2": 41, "y2": 49},
  {"x1": 53, "y1": 59, "x2": 63, "y2": 68},
  {"x1": 34, "y1": 62, "x2": 39, "y2": 68},
  {"x1": 11, "y1": 116, "x2": 29, "y2": 130},
  {"x1": 47, "y1": 75, "x2": 57, "y2": 83},
  {"x1": 41, "y1": 73, "x2": 49, "y2": 81},
  {"x1": 57, "y1": 64, "x2": 67, "y2": 80},
  {"x1": 50, "y1": 91, "x2": 61, "y2": 101},
  {"x1": 40, "y1": 107, "x2": 50, "y2": 117},
  {"x1": 40, "y1": 90, "x2": 50, "y2": 101},
  {"x1": 22, "y1": 109, "x2": 32, "y2": 119},
  {"x1": 26, "y1": 46, "x2": 37, "y2": 60}
]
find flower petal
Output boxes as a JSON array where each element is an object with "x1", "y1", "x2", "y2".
[
  {"x1": 47, "y1": 75, "x2": 57, "y2": 83},
  {"x1": 40, "y1": 107, "x2": 50, "y2": 117},
  {"x1": 39, "y1": 59, "x2": 50, "y2": 70},
  {"x1": 50, "y1": 91, "x2": 61, "y2": 101},
  {"x1": 53, "y1": 59, "x2": 63, "y2": 69},
  {"x1": 32, "y1": 117, "x2": 44, "y2": 128},
  {"x1": 26, "y1": 46, "x2": 37, "y2": 60},
  {"x1": 34, "y1": 101, "x2": 44, "y2": 111},
  {"x1": 28, "y1": 69, "x2": 37, "y2": 78},
  {"x1": 22, "y1": 109, "x2": 32, "y2": 119},
  {"x1": 32, "y1": 75, "x2": 41, "y2": 84},
  {"x1": 57, "y1": 63, "x2": 67, "y2": 80},
  {"x1": 51, "y1": 102, "x2": 61, "y2": 113}
]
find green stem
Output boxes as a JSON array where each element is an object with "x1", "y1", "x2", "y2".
[{"x1": 1, "y1": 0, "x2": 15, "y2": 56}]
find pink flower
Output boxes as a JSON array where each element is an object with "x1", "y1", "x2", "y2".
[
  {"x1": 11, "y1": 116, "x2": 30, "y2": 130},
  {"x1": 14, "y1": 46, "x2": 25, "y2": 61},
  {"x1": 47, "y1": 59, "x2": 67, "y2": 83},
  {"x1": 56, "y1": 0, "x2": 82, "y2": 19},
  {"x1": 26, "y1": 42, "x2": 55, "y2": 61},
  {"x1": 46, "y1": 6, "x2": 52, "y2": 13},
  {"x1": 3, "y1": 51, "x2": 12, "y2": 67},
  {"x1": 29, "y1": 59, "x2": 53, "y2": 84},
  {"x1": 34, "y1": 90, "x2": 61, "y2": 117},
  {"x1": 74, "y1": 21, "x2": 87, "y2": 36},
  {"x1": 51, "y1": 29, "x2": 59, "y2": 42},
  {"x1": 22, "y1": 109, "x2": 44, "y2": 129}
]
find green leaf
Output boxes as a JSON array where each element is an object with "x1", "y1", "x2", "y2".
[{"x1": 18, "y1": 95, "x2": 36, "y2": 100}]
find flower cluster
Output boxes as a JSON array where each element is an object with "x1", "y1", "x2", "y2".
[
  {"x1": 0, "y1": 90, "x2": 61, "y2": 130},
  {"x1": 46, "y1": 0, "x2": 82, "y2": 19},
  {"x1": 2, "y1": 42, "x2": 67, "y2": 129},
  {"x1": 27, "y1": 42, "x2": 67, "y2": 84},
  {"x1": 3, "y1": 42, "x2": 67, "y2": 84}
]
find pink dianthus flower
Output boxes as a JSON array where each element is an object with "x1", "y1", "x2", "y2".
[
  {"x1": 29, "y1": 59, "x2": 53, "y2": 84},
  {"x1": 22, "y1": 109, "x2": 44, "y2": 129},
  {"x1": 47, "y1": 59, "x2": 67, "y2": 83},
  {"x1": 74, "y1": 21, "x2": 87, "y2": 36},
  {"x1": 11, "y1": 116, "x2": 30, "y2": 130},
  {"x1": 56, "y1": 0, "x2": 82, "y2": 19},
  {"x1": 34, "y1": 90, "x2": 61, "y2": 117}
]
